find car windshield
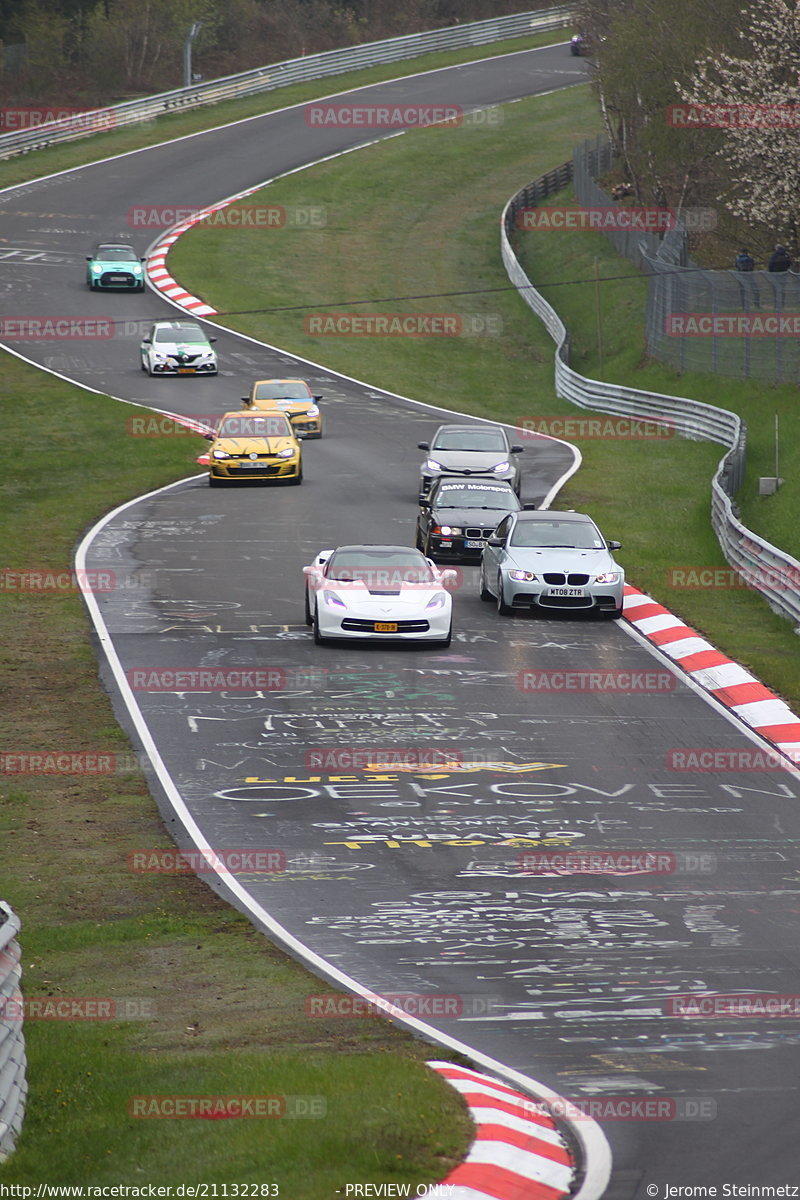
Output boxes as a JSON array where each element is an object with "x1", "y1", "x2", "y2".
[
  {"x1": 435, "y1": 485, "x2": 518, "y2": 510},
  {"x1": 254, "y1": 381, "x2": 311, "y2": 399},
  {"x1": 154, "y1": 326, "x2": 207, "y2": 344},
  {"x1": 96, "y1": 246, "x2": 136, "y2": 260},
  {"x1": 509, "y1": 520, "x2": 604, "y2": 549},
  {"x1": 217, "y1": 415, "x2": 292, "y2": 439},
  {"x1": 432, "y1": 429, "x2": 507, "y2": 452},
  {"x1": 326, "y1": 549, "x2": 436, "y2": 585}
]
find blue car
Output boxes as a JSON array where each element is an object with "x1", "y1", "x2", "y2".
[{"x1": 86, "y1": 243, "x2": 145, "y2": 291}]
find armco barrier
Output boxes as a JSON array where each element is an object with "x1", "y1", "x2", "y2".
[
  {"x1": 0, "y1": 6, "x2": 574, "y2": 161},
  {"x1": 501, "y1": 164, "x2": 800, "y2": 630},
  {"x1": 0, "y1": 903, "x2": 26, "y2": 1160}
]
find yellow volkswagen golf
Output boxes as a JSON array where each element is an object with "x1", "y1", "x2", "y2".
[
  {"x1": 206, "y1": 411, "x2": 302, "y2": 487},
  {"x1": 242, "y1": 378, "x2": 324, "y2": 439}
]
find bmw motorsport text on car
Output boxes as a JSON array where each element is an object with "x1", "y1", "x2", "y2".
[
  {"x1": 140, "y1": 320, "x2": 218, "y2": 376},
  {"x1": 204, "y1": 411, "x2": 302, "y2": 487},
  {"x1": 417, "y1": 424, "x2": 524, "y2": 500},
  {"x1": 479, "y1": 510, "x2": 625, "y2": 617},
  {"x1": 242, "y1": 378, "x2": 324, "y2": 439},
  {"x1": 85, "y1": 242, "x2": 145, "y2": 291},
  {"x1": 416, "y1": 478, "x2": 525, "y2": 559},
  {"x1": 303, "y1": 545, "x2": 456, "y2": 646}
]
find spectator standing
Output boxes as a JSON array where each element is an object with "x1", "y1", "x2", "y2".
[
  {"x1": 735, "y1": 248, "x2": 755, "y2": 270},
  {"x1": 768, "y1": 244, "x2": 792, "y2": 271}
]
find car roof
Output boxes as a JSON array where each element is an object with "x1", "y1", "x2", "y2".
[
  {"x1": 218, "y1": 409, "x2": 292, "y2": 424},
  {"x1": 331, "y1": 545, "x2": 427, "y2": 554},
  {"x1": 511, "y1": 510, "x2": 594, "y2": 523},
  {"x1": 254, "y1": 377, "x2": 307, "y2": 385},
  {"x1": 153, "y1": 320, "x2": 203, "y2": 330},
  {"x1": 433, "y1": 423, "x2": 505, "y2": 433}
]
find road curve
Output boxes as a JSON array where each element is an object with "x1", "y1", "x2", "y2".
[{"x1": 6, "y1": 42, "x2": 800, "y2": 1198}]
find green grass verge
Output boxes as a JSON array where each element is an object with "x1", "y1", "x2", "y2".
[
  {"x1": 0, "y1": 27, "x2": 572, "y2": 192},
  {"x1": 167, "y1": 82, "x2": 800, "y2": 707},
  {"x1": 0, "y1": 359, "x2": 471, "y2": 1187}
]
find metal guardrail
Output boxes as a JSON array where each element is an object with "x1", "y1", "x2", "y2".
[
  {"x1": 0, "y1": 903, "x2": 26, "y2": 1161},
  {"x1": 0, "y1": 6, "x2": 574, "y2": 161},
  {"x1": 501, "y1": 163, "x2": 800, "y2": 629}
]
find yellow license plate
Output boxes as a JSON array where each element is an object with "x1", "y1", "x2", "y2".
[
  {"x1": 177, "y1": 367, "x2": 195, "y2": 374},
  {"x1": 374, "y1": 622, "x2": 398, "y2": 632}
]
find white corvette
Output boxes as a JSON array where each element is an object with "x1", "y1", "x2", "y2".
[{"x1": 303, "y1": 545, "x2": 456, "y2": 646}]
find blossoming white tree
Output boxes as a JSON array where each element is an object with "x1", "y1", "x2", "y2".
[{"x1": 680, "y1": 0, "x2": 800, "y2": 253}]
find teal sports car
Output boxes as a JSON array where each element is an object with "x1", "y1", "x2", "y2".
[{"x1": 86, "y1": 243, "x2": 145, "y2": 291}]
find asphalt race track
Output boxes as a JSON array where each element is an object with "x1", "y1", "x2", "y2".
[{"x1": 4, "y1": 40, "x2": 800, "y2": 1197}]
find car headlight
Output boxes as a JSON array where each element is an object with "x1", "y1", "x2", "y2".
[
  {"x1": 133, "y1": 264, "x2": 142, "y2": 274},
  {"x1": 436, "y1": 526, "x2": 462, "y2": 536},
  {"x1": 276, "y1": 447, "x2": 296, "y2": 459},
  {"x1": 323, "y1": 589, "x2": 346, "y2": 608},
  {"x1": 509, "y1": 570, "x2": 537, "y2": 581},
  {"x1": 426, "y1": 458, "x2": 444, "y2": 472},
  {"x1": 492, "y1": 460, "x2": 511, "y2": 474},
  {"x1": 212, "y1": 450, "x2": 231, "y2": 460},
  {"x1": 425, "y1": 593, "x2": 446, "y2": 609},
  {"x1": 595, "y1": 571, "x2": 620, "y2": 584},
  {"x1": 91, "y1": 264, "x2": 102, "y2": 273}
]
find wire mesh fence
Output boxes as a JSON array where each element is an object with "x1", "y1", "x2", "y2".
[{"x1": 572, "y1": 136, "x2": 800, "y2": 384}]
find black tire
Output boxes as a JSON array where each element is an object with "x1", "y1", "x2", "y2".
[
  {"x1": 289, "y1": 463, "x2": 303, "y2": 486},
  {"x1": 313, "y1": 604, "x2": 328, "y2": 645},
  {"x1": 605, "y1": 604, "x2": 625, "y2": 620},
  {"x1": 496, "y1": 573, "x2": 513, "y2": 615},
  {"x1": 415, "y1": 524, "x2": 424, "y2": 551},
  {"x1": 432, "y1": 621, "x2": 452, "y2": 649},
  {"x1": 208, "y1": 475, "x2": 222, "y2": 488},
  {"x1": 304, "y1": 588, "x2": 313, "y2": 627},
  {"x1": 479, "y1": 560, "x2": 493, "y2": 602}
]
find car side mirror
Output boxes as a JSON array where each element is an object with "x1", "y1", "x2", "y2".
[
  {"x1": 608, "y1": 540, "x2": 622, "y2": 550},
  {"x1": 418, "y1": 498, "x2": 431, "y2": 509},
  {"x1": 522, "y1": 503, "x2": 537, "y2": 510},
  {"x1": 487, "y1": 536, "x2": 505, "y2": 547},
  {"x1": 85, "y1": 256, "x2": 92, "y2": 261},
  {"x1": 142, "y1": 338, "x2": 152, "y2": 344},
  {"x1": 209, "y1": 337, "x2": 217, "y2": 343},
  {"x1": 202, "y1": 432, "x2": 214, "y2": 441},
  {"x1": 302, "y1": 565, "x2": 316, "y2": 577},
  {"x1": 417, "y1": 441, "x2": 430, "y2": 451},
  {"x1": 313, "y1": 395, "x2": 323, "y2": 401},
  {"x1": 440, "y1": 569, "x2": 459, "y2": 587},
  {"x1": 511, "y1": 445, "x2": 524, "y2": 454},
  {"x1": 241, "y1": 397, "x2": 251, "y2": 405}
]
